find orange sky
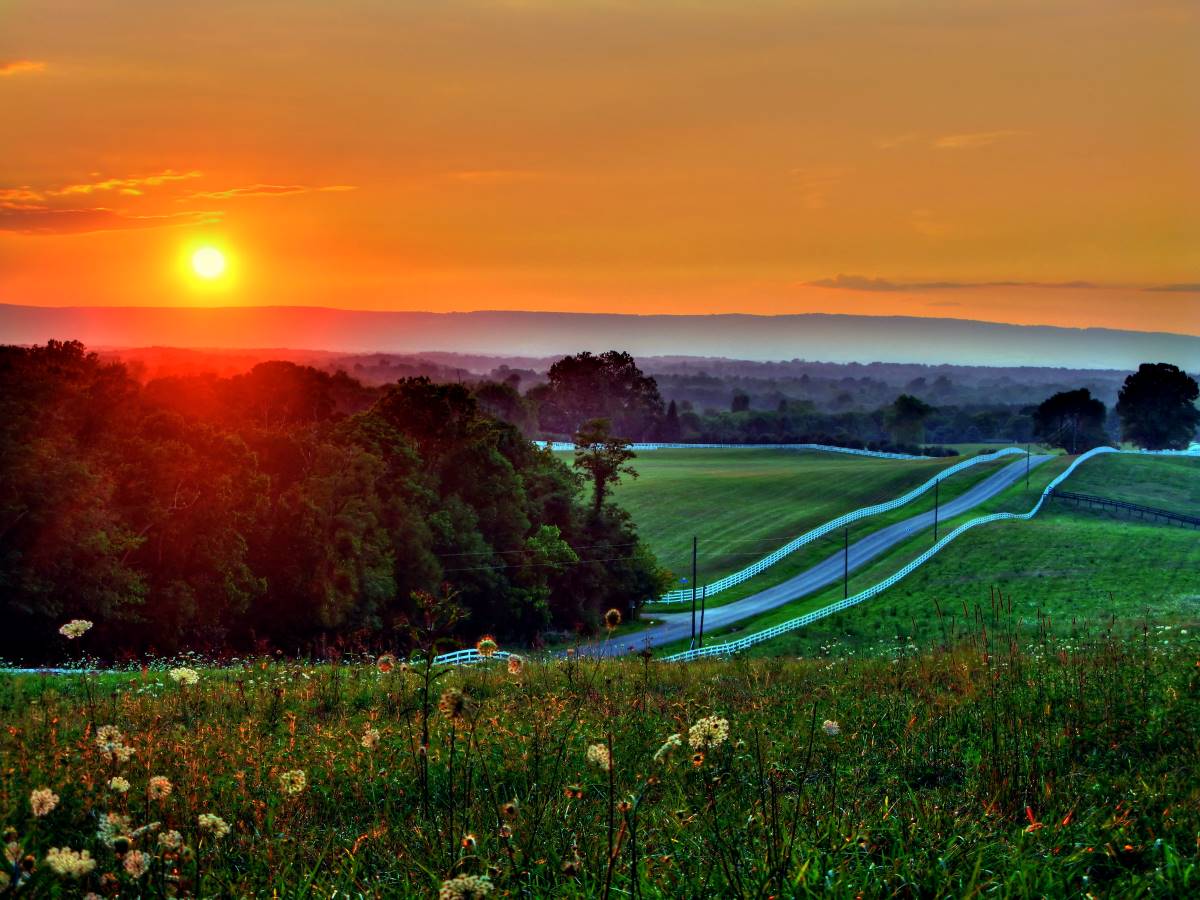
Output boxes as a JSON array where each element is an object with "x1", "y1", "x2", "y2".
[{"x1": 1, "y1": 0, "x2": 1198, "y2": 334}]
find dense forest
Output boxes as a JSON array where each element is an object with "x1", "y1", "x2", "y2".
[{"x1": 0, "y1": 342, "x2": 668, "y2": 664}]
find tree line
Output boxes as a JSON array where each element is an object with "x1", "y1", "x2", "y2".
[
  {"x1": 0, "y1": 342, "x2": 668, "y2": 664},
  {"x1": 502, "y1": 351, "x2": 1198, "y2": 453}
]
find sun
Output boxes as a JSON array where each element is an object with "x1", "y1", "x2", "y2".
[{"x1": 191, "y1": 246, "x2": 227, "y2": 280}]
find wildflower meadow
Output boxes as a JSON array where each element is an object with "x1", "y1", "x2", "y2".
[{"x1": 1, "y1": 611, "x2": 1198, "y2": 898}]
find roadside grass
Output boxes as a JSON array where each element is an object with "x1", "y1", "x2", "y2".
[
  {"x1": 604, "y1": 448, "x2": 1015, "y2": 612},
  {"x1": 540, "y1": 615, "x2": 662, "y2": 651},
  {"x1": 2, "y1": 624, "x2": 1197, "y2": 897}
]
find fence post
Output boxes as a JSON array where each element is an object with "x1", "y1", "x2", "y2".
[
  {"x1": 690, "y1": 536, "x2": 697, "y2": 648},
  {"x1": 843, "y1": 526, "x2": 849, "y2": 599},
  {"x1": 933, "y1": 478, "x2": 940, "y2": 543}
]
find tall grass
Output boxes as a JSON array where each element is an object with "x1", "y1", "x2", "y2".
[{"x1": 1, "y1": 612, "x2": 1197, "y2": 897}]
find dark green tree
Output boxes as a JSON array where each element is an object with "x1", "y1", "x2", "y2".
[
  {"x1": 660, "y1": 399, "x2": 682, "y2": 441},
  {"x1": 473, "y1": 380, "x2": 536, "y2": 435},
  {"x1": 572, "y1": 418, "x2": 638, "y2": 515},
  {"x1": 1033, "y1": 388, "x2": 1109, "y2": 453},
  {"x1": 1115, "y1": 363, "x2": 1200, "y2": 450},
  {"x1": 887, "y1": 394, "x2": 935, "y2": 445}
]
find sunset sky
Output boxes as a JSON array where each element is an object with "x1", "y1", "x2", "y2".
[{"x1": 1, "y1": 0, "x2": 1198, "y2": 335}]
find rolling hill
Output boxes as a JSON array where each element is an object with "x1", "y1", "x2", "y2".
[{"x1": 2, "y1": 303, "x2": 1198, "y2": 368}]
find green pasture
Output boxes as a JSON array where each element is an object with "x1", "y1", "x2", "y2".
[{"x1": 1062, "y1": 452, "x2": 1200, "y2": 511}]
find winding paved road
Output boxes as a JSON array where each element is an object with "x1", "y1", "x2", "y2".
[{"x1": 587, "y1": 454, "x2": 1052, "y2": 656}]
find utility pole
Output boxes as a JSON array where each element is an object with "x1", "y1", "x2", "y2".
[
  {"x1": 933, "y1": 478, "x2": 940, "y2": 543},
  {"x1": 843, "y1": 526, "x2": 849, "y2": 599},
  {"x1": 689, "y1": 536, "x2": 697, "y2": 648}
]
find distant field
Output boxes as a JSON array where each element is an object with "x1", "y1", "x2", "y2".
[
  {"x1": 600, "y1": 448, "x2": 994, "y2": 588},
  {"x1": 721, "y1": 453, "x2": 1200, "y2": 658}
]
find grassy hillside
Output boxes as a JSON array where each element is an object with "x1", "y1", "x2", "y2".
[
  {"x1": 1060, "y1": 452, "x2": 1200, "y2": 510},
  {"x1": 716, "y1": 453, "x2": 1200, "y2": 659},
  {"x1": 2, "y1": 633, "x2": 1196, "y2": 897},
  {"x1": 601, "y1": 448, "x2": 1004, "y2": 590}
]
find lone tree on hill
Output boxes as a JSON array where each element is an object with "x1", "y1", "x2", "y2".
[
  {"x1": 572, "y1": 418, "x2": 638, "y2": 515},
  {"x1": 1116, "y1": 363, "x2": 1200, "y2": 450},
  {"x1": 887, "y1": 394, "x2": 934, "y2": 446},
  {"x1": 1032, "y1": 388, "x2": 1109, "y2": 453}
]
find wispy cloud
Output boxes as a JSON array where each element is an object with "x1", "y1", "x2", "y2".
[
  {"x1": 0, "y1": 169, "x2": 356, "y2": 236},
  {"x1": 0, "y1": 60, "x2": 46, "y2": 77},
  {"x1": 1144, "y1": 283, "x2": 1200, "y2": 292},
  {"x1": 806, "y1": 274, "x2": 1101, "y2": 292},
  {"x1": 47, "y1": 170, "x2": 203, "y2": 198},
  {"x1": 0, "y1": 206, "x2": 219, "y2": 236},
  {"x1": 932, "y1": 129, "x2": 1027, "y2": 150},
  {"x1": 188, "y1": 183, "x2": 356, "y2": 199},
  {"x1": 0, "y1": 188, "x2": 43, "y2": 205}
]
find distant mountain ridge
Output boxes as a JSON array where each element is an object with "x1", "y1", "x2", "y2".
[{"x1": 1, "y1": 304, "x2": 1197, "y2": 370}]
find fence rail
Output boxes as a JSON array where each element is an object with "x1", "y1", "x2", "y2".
[
  {"x1": 534, "y1": 441, "x2": 930, "y2": 460},
  {"x1": 430, "y1": 648, "x2": 515, "y2": 667},
  {"x1": 1048, "y1": 489, "x2": 1200, "y2": 528},
  {"x1": 661, "y1": 447, "x2": 1196, "y2": 662},
  {"x1": 653, "y1": 446, "x2": 1027, "y2": 603}
]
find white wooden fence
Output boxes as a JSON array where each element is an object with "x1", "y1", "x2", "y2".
[
  {"x1": 534, "y1": 441, "x2": 929, "y2": 460},
  {"x1": 430, "y1": 648, "x2": 515, "y2": 667}
]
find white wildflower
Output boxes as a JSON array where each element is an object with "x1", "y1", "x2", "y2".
[
  {"x1": 687, "y1": 716, "x2": 730, "y2": 750},
  {"x1": 44, "y1": 847, "x2": 96, "y2": 878},
  {"x1": 58, "y1": 620, "x2": 93, "y2": 640},
  {"x1": 169, "y1": 667, "x2": 199, "y2": 686}
]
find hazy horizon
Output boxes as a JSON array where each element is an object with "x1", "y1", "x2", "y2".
[{"x1": 4, "y1": 303, "x2": 1198, "y2": 370}]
